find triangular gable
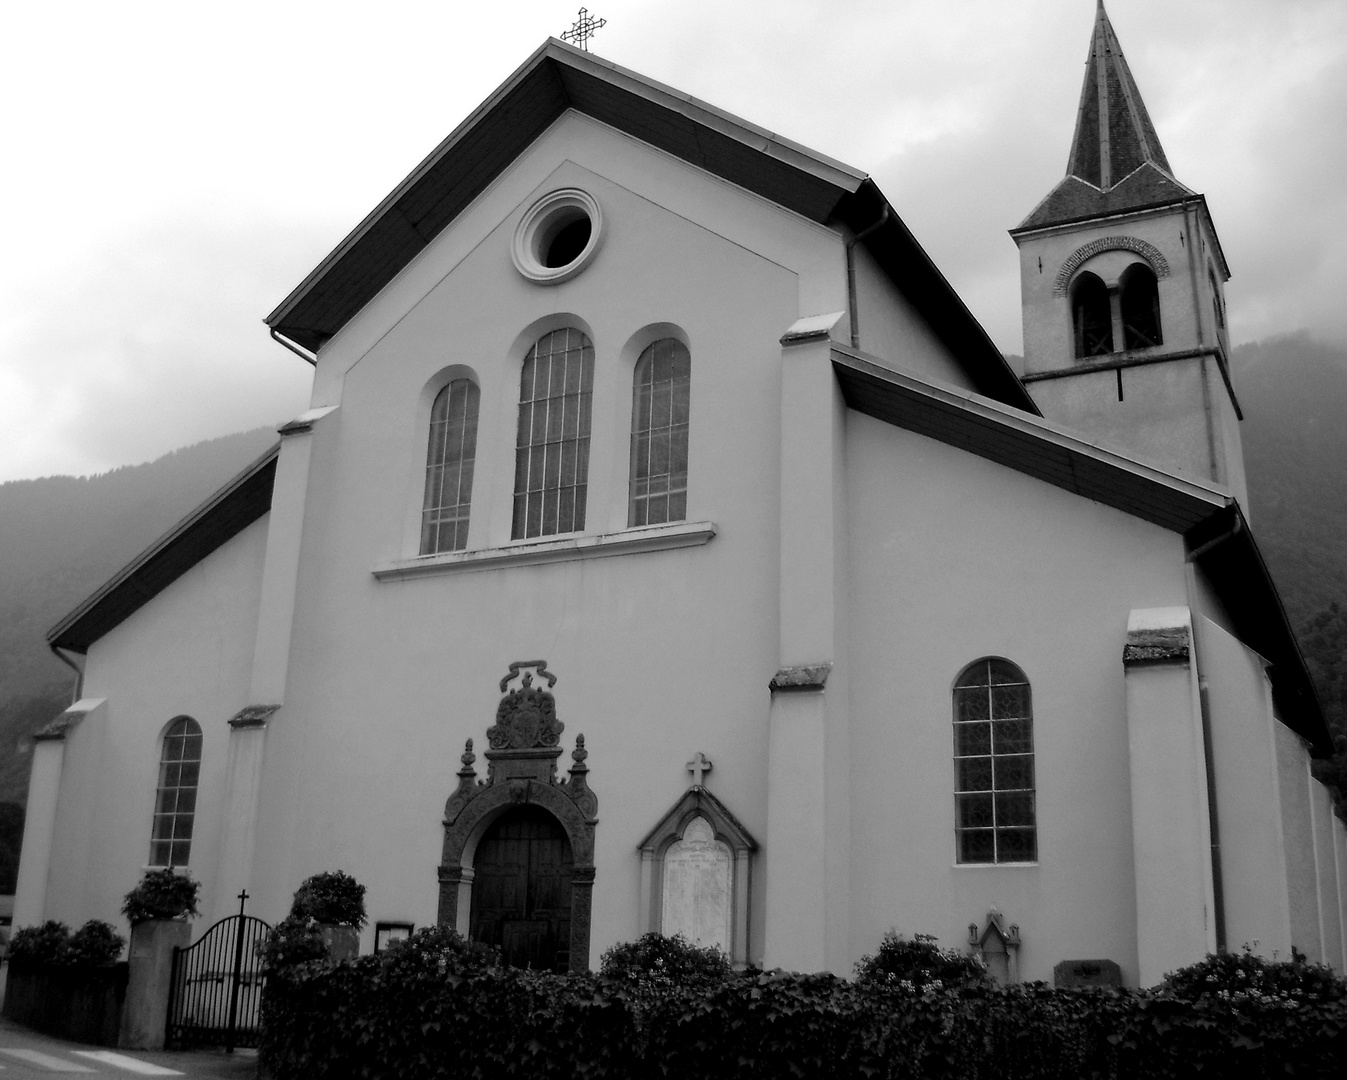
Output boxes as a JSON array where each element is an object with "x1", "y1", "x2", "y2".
[{"x1": 265, "y1": 39, "x2": 1033, "y2": 412}]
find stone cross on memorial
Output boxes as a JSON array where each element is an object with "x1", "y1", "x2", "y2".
[{"x1": 686, "y1": 751, "x2": 712, "y2": 787}]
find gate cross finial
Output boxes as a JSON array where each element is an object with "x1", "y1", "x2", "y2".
[{"x1": 236, "y1": 889, "x2": 249, "y2": 916}]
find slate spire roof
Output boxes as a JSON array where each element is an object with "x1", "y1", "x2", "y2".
[{"x1": 1014, "y1": 2, "x2": 1196, "y2": 233}]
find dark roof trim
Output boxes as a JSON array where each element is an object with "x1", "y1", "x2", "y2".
[
  {"x1": 47, "y1": 445, "x2": 280, "y2": 654},
  {"x1": 265, "y1": 39, "x2": 1035, "y2": 413},
  {"x1": 837, "y1": 179, "x2": 1038, "y2": 413},
  {"x1": 1187, "y1": 505, "x2": 1330, "y2": 755},
  {"x1": 832, "y1": 343, "x2": 1327, "y2": 750}
]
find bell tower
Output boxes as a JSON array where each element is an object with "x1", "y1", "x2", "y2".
[{"x1": 1010, "y1": 1, "x2": 1246, "y2": 506}]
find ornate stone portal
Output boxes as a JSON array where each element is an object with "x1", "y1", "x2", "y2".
[{"x1": 438, "y1": 661, "x2": 598, "y2": 972}]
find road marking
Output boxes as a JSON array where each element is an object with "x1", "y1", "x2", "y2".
[
  {"x1": 0, "y1": 1048, "x2": 95, "y2": 1072},
  {"x1": 71, "y1": 1052, "x2": 183, "y2": 1076}
]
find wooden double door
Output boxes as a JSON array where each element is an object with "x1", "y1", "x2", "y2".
[{"x1": 469, "y1": 805, "x2": 573, "y2": 971}]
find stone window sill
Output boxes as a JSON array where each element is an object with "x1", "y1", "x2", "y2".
[
  {"x1": 373, "y1": 520, "x2": 717, "y2": 580},
  {"x1": 952, "y1": 861, "x2": 1039, "y2": 869}
]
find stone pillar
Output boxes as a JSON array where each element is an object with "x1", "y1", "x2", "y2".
[
  {"x1": 763, "y1": 312, "x2": 850, "y2": 974},
  {"x1": 1123, "y1": 607, "x2": 1217, "y2": 985},
  {"x1": 210, "y1": 707, "x2": 278, "y2": 923},
  {"x1": 119, "y1": 919, "x2": 191, "y2": 1050},
  {"x1": 436, "y1": 865, "x2": 473, "y2": 935},
  {"x1": 12, "y1": 699, "x2": 105, "y2": 930}
]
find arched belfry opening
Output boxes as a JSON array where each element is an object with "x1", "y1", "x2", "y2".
[
  {"x1": 439, "y1": 661, "x2": 598, "y2": 972},
  {"x1": 1070, "y1": 272, "x2": 1113, "y2": 357},
  {"x1": 1120, "y1": 263, "x2": 1162, "y2": 350}
]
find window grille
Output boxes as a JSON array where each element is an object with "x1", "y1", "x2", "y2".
[
  {"x1": 512, "y1": 328, "x2": 595, "y2": 539},
  {"x1": 150, "y1": 717, "x2": 202, "y2": 868},
  {"x1": 953, "y1": 659, "x2": 1036, "y2": 863},
  {"x1": 629, "y1": 338, "x2": 690, "y2": 526},
  {"x1": 421, "y1": 378, "x2": 481, "y2": 554}
]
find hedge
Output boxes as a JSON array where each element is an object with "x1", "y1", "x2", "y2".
[{"x1": 261, "y1": 937, "x2": 1347, "y2": 1080}]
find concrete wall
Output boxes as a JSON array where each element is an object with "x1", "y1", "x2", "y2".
[
  {"x1": 1196, "y1": 617, "x2": 1293, "y2": 959},
  {"x1": 245, "y1": 112, "x2": 827, "y2": 961},
  {"x1": 1275, "y1": 721, "x2": 1323, "y2": 961},
  {"x1": 843, "y1": 412, "x2": 1190, "y2": 985},
  {"x1": 38, "y1": 518, "x2": 269, "y2": 931}
]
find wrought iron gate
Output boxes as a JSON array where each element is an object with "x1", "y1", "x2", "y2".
[{"x1": 166, "y1": 912, "x2": 271, "y2": 1050}]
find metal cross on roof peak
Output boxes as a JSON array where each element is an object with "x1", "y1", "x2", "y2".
[
  {"x1": 686, "y1": 751, "x2": 712, "y2": 787},
  {"x1": 562, "y1": 7, "x2": 606, "y2": 52}
]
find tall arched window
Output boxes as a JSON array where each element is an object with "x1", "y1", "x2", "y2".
[
  {"x1": 1120, "y1": 264, "x2": 1162, "y2": 350},
  {"x1": 1208, "y1": 267, "x2": 1225, "y2": 331},
  {"x1": 1071, "y1": 272, "x2": 1113, "y2": 358},
  {"x1": 629, "y1": 338, "x2": 690, "y2": 527},
  {"x1": 513, "y1": 328, "x2": 595, "y2": 539},
  {"x1": 953, "y1": 659, "x2": 1036, "y2": 864},
  {"x1": 150, "y1": 717, "x2": 202, "y2": 868},
  {"x1": 421, "y1": 378, "x2": 481, "y2": 554}
]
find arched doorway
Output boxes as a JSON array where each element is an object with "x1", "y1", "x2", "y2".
[{"x1": 470, "y1": 805, "x2": 574, "y2": 971}]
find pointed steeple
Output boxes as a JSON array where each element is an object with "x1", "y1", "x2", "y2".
[
  {"x1": 1067, "y1": 1, "x2": 1172, "y2": 189},
  {"x1": 1014, "y1": 2, "x2": 1195, "y2": 233}
]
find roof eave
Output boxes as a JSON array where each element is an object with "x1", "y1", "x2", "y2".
[{"x1": 47, "y1": 444, "x2": 281, "y2": 654}]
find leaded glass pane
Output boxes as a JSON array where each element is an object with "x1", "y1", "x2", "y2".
[
  {"x1": 955, "y1": 721, "x2": 991, "y2": 756},
  {"x1": 420, "y1": 379, "x2": 480, "y2": 554},
  {"x1": 956, "y1": 792, "x2": 994, "y2": 829},
  {"x1": 956, "y1": 756, "x2": 993, "y2": 793},
  {"x1": 513, "y1": 329, "x2": 594, "y2": 539},
  {"x1": 959, "y1": 829, "x2": 995, "y2": 863},
  {"x1": 629, "y1": 338, "x2": 690, "y2": 527},
  {"x1": 953, "y1": 659, "x2": 1036, "y2": 864},
  {"x1": 148, "y1": 717, "x2": 201, "y2": 868}
]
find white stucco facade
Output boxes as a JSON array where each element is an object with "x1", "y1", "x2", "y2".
[{"x1": 17, "y1": 36, "x2": 1346, "y2": 988}]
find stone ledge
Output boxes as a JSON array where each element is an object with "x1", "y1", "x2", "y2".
[
  {"x1": 373, "y1": 520, "x2": 717, "y2": 580},
  {"x1": 769, "y1": 664, "x2": 832, "y2": 693}
]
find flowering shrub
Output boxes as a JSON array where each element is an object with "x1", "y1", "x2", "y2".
[
  {"x1": 376, "y1": 924, "x2": 498, "y2": 982},
  {"x1": 121, "y1": 868, "x2": 200, "y2": 924},
  {"x1": 259, "y1": 916, "x2": 329, "y2": 971},
  {"x1": 600, "y1": 931, "x2": 731, "y2": 983},
  {"x1": 853, "y1": 931, "x2": 989, "y2": 992},
  {"x1": 289, "y1": 870, "x2": 366, "y2": 928},
  {"x1": 1163, "y1": 944, "x2": 1346, "y2": 1007},
  {"x1": 8, "y1": 920, "x2": 124, "y2": 966}
]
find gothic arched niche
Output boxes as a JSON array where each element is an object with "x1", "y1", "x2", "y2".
[
  {"x1": 439, "y1": 661, "x2": 598, "y2": 973},
  {"x1": 637, "y1": 780, "x2": 757, "y2": 967}
]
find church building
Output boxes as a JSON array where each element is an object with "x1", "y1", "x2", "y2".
[{"x1": 15, "y1": 5, "x2": 1347, "y2": 987}]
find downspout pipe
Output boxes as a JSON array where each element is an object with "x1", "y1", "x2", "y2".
[
  {"x1": 845, "y1": 206, "x2": 891, "y2": 349},
  {"x1": 49, "y1": 644, "x2": 85, "y2": 705}
]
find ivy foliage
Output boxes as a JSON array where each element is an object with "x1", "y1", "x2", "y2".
[
  {"x1": 7, "y1": 920, "x2": 124, "y2": 966},
  {"x1": 120, "y1": 868, "x2": 200, "y2": 924},
  {"x1": 260, "y1": 935, "x2": 1347, "y2": 1079}
]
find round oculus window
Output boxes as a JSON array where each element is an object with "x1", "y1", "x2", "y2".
[{"x1": 511, "y1": 189, "x2": 603, "y2": 284}]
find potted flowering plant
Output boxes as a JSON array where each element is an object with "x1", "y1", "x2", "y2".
[
  {"x1": 286, "y1": 871, "x2": 367, "y2": 962},
  {"x1": 117, "y1": 869, "x2": 200, "y2": 1050}
]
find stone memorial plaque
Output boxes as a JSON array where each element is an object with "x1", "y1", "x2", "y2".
[{"x1": 661, "y1": 816, "x2": 732, "y2": 953}]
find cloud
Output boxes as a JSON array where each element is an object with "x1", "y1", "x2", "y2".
[{"x1": 0, "y1": 213, "x2": 322, "y2": 482}]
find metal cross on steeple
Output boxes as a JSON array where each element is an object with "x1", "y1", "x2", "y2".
[
  {"x1": 561, "y1": 8, "x2": 606, "y2": 51},
  {"x1": 686, "y1": 751, "x2": 712, "y2": 787}
]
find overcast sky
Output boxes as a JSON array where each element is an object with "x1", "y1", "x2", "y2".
[{"x1": 2, "y1": 0, "x2": 1343, "y2": 483}]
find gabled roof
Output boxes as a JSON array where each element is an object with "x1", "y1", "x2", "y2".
[
  {"x1": 47, "y1": 445, "x2": 279, "y2": 655},
  {"x1": 1014, "y1": 2, "x2": 1198, "y2": 234},
  {"x1": 831, "y1": 342, "x2": 1329, "y2": 755},
  {"x1": 265, "y1": 38, "x2": 1035, "y2": 413}
]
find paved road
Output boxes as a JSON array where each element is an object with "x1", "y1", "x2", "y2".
[{"x1": 0, "y1": 1017, "x2": 256, "y2": 1079}]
